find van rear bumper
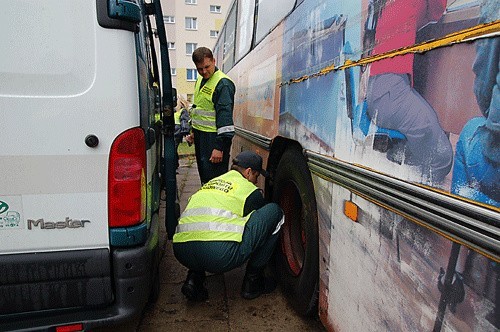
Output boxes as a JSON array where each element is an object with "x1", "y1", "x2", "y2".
[{"x1": 0, "y1": 217, "x2": 160, "y2": 332}]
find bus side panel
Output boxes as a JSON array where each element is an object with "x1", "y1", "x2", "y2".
[
  {"x1": 317, "y1": 181, "x2": 498, "y2": 331},
  {"x1": 232, "y1": 26, "x2": 284, "y2": 139},
  {"x1": 226, "y1": 0, "x2": 498, "y2": 329},
  {"x1": 311, "y1": 176, "x2": 334, "y2": 327},
  {"x1": 277, "y1": 0, "x2": 499, "y2": 330}
]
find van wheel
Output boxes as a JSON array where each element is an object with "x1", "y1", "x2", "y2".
[{"x1": 272, "y1": 147, "x2": 319, "y2": 317}]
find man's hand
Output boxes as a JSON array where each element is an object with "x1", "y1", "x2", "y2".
[
  {"x1": 209, "y1": 149, "x2": 223, "y2": 163},
  {"x1": 185, "y1": 133, "x2": 194, "y2": 146}
]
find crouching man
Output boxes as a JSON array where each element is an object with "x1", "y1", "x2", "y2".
[{"x1": 173, "y1": 151, "x2": 284, "y2": 301}]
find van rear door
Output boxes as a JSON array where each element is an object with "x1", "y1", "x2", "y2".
[{"x1": 0, "y1": 1, "x2": 136, "y2": 252}]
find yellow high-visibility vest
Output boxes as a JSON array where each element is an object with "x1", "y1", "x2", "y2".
[
  {"x1": 173, "y1": 170, "x2": 257, "y2": 242},
  {"x1": 191, "y1": 70, "x2": 232, "y2": 132},
  {"x1": 174, "y1": 110, "x2": 181, "y2": 125}
]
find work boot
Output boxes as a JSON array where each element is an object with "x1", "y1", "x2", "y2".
[
  {"x1": 240, "y1": 269, "x2": 277, "y2": 300},
  {"x1": 181, "y1": 270, "x2": 208, "y2": 301}
]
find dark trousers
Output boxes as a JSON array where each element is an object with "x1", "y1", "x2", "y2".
[
  {"x1": 173, "y1": 203, "x2": 284, "y2": 274},
  {"x1": 193, "y1": 129, "x2": 231, "y2": 184}
]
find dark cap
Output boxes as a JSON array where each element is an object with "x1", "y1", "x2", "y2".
[{"x1": 233, "y1": 151, "x2": 268, "y2": 177}]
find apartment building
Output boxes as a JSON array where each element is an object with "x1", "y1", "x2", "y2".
[{"x1": 161, "y1": 0, "x2": 232, "y2": 103}]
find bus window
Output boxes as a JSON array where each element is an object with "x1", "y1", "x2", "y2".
[
  {"x1": 236, "y1": 0, "x2": 255, "y2": 61},
  {"x1": 255, "y1": 0, "x2": 294, "y2": 44},
  {"x1": 222, "y1": 0, "x2": 237, "y2": 72},
  {"x1": 214, "y1": 26, "x2": 225, "y2": 65}
]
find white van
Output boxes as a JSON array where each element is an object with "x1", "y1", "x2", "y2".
[{"x1": 0, "y1": 0, "x2": 177, "y2": 330}]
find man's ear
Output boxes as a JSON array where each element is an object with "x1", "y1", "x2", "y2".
[{"x1": 244, "y1": 168, "x2": 252, "y2": 179}]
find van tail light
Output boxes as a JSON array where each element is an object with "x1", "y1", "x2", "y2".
[
  {"x1": 108, "y1": 127, "x2": 147, "y2": 228},
  {"x1": 55, "y1": 324, "x2": 83, "y2": 332}
]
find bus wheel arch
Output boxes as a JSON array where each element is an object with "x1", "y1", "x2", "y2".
[{"x1": 268, "y1": 140, "x2": 319, "y2": 317}]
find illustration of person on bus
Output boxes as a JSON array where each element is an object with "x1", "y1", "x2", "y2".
[
  {"x1": 451, "y1": 0, "x2": 500, "y2": 208},
  {"x1": 450, "y1": 3, "x2": 499, "y2": 324},
  {"x1": 364, "y1": 0, "x2": 453, "y2": 185}
]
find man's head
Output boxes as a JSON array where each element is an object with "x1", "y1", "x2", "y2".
[
  {"x1": 192, "y1": 47, "x2": 216, "y2": 80},
  {"x1": 232, "y1": 151, "x2": 268, "y2": 184}
]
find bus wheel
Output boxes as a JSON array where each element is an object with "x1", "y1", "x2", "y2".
[{"x1": 272, "y1": 147, "x2": 319, "y2": 317}]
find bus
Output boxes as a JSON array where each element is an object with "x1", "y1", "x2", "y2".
[
  {"x1": 0, "y1": 0, "x2": 178, "y2": 330},
  {"x1": 214, "y1": 0, "x2": 499, "y2": 330}
]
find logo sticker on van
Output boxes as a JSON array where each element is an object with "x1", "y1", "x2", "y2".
[
  {"x1": 0, "y1": 201, "x2": 8, "y2": 214},
  {"x1": 0, "y1": 200, "x2": 22, "y2": 229}
]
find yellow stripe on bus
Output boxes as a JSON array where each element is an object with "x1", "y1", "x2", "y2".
[{"x1": 282, "y1": 20, "x2": 500, "y2": 86}]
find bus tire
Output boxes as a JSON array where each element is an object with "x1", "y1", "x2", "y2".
[{"x1": 272, "y1": 147, "x2": 319, "y2": 317}]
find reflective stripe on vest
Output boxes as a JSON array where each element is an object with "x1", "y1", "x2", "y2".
[
  {"x1": 192, "y1": 70, "x2": 232, "y2": 133},
  {"x1": 217, "y1": 125, "x2": 235, "y2": 135},
  {"x1": 176, "y1": 221, "x2": 245, "y2": 234},
  {"x1": 173, "y1": 170, "x2": 257, "y2": 243}
]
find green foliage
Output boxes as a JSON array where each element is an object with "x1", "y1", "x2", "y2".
[{"x1": 178, "y1": 142, "x2": 195, "y2": 156}]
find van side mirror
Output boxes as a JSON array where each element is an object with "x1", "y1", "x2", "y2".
[{"x1": 108, "y1": 0, "x2": 141, "y2": 23}]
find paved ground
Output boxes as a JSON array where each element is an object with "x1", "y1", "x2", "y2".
[{"x1": 136, "y1": 155, "x2": 326, "y2": 332}]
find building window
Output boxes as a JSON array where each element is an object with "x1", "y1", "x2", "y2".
[
  {"x1": 187, "y1": 69, "x2": 197, "y2": 81},
  {"x1": 164, "y1": 15, "x2": 175, "y2": 23},
  {"x1": 171, "y1": 68, "x2": 176, "y2": 76},
  {"x1": 185, "y1": 0, "x2": 197, "y2": 4},
  {"x1": 186, "y1": 43, "x2": 198, "y2": 55},
  {"x1": 210, "y1": 5, "x2": 221, "y2": 13},
  {"x1": 210, "y1": 30, "x2": 219, "y2": 38},
  {"x1": 185, "y1": 17, "x2": 197, "y2": 30},
  {"x1": 168, "y1": 42, "x2": 175, "y2": 49}
]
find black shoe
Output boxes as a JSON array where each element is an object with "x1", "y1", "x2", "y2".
[
  {"x1": 241, "y1": 271, "x2": 277, "y2": 300},
  {"x1": 181, "y1": 270, "x2": 208, "y2": 302}
]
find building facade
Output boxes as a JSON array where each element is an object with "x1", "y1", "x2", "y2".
[{"x1": 162, "y1": 0, "x2": 232, "y2": 103}]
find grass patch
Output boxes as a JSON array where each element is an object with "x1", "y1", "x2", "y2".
[{"x1": 178, "y1": 142, "x2": 195, "y2": 156}]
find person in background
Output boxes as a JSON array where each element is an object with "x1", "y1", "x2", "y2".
[
  {"x1": 174, "y1": 97, "x2": 191, "y2": 169},
  {"x1": 185, "y1": 47, "x2": 235, "y2": 184},
  {"x1": 173, "y1": 151, "x2": 284, "y2": 301}
]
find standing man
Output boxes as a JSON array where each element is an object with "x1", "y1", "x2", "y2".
[
  {"x1": 173, "y1": 151, "x2": 284, "y2": 301},
  {"x1": 186, "y1": 47, "x2": 235, "y2": 184}
]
